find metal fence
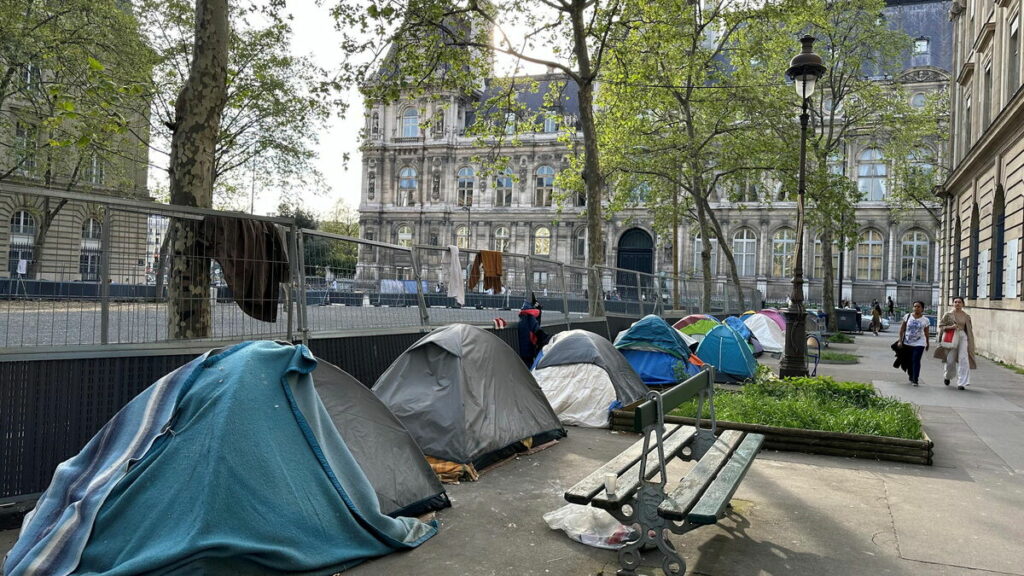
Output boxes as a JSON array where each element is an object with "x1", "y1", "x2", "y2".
[{"x1": 2, "y1": 186, "x2": 766, "y2": 352}]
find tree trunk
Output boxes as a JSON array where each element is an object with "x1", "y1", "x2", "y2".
[
  {"x1": 167, "y1": 0, "x2": 229, "y2": 339},
  {"x1": 27, "y1": 197, "x2": 68, "y2": 279},
  {"x1": 821, "y1": 228, "x2": 837, "y2": 331},
  {"x1": 695, "y1": 193, "x2": 745, "y2": 310},
  {"x1": 695, "y1": 198, "x2": 713, "y2": 312}
]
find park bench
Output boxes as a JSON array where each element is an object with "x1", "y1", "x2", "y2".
[{"x1": 564, "y1": 367, "x2": 764, "y2": 576}]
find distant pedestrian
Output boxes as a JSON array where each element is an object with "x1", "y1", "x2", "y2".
[
  {"x1": 886, "y1": 296, "x2": 895, "y2": 320},
  {"x1": 897, "y1": 301, "x2": 930, "y2": 386},
  {"x1": 934, "y1": 296, "x2": 977, "y2": 390},
  {"x1": 870, "y1": 304, "x2": 882, "y2": 335}
]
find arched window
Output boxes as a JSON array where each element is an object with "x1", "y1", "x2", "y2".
[
  {"x1": 457, "y1": 167, "x2": 474, "y2": 207},
  {"x1": 455, "y1": 225, "x2": 470, "y2": 249},
  {"x1": 733, "y1": 229, "x2": 757, "y2": 277},
  {"x1": 401, "y1": 108, "x2": 419, "y2": 138},
  {"x1": 692, "y1": 235, "x2": 719, "y2": 276},
  {"x1": 857, "y1": 148, "x2": 887, "y2": 201},
  {"x1": 992, "y1": 185, "x2": 1006, "y2": 298},
  {"x1": 812, "y1": 236, "x2": 840, "y2": 279},
  {"x1": 398, "y1": 167, "x2": 417, "y2": 206},
  {"x1": 900, "y1": 229, "x2": 929, "y2": 283},
  {"x1": 969, "y1": 204, "x2": 980, "y2": 298},
  {"x1": 80, "y1": 218, "x2": 102, "y2": 281},
  {"x1": 856, "y1": 229, "x2": 884, "y2": 281},
  {"x1": 533, "y1": 226, "x2": 551, "y2": 256},
  {"x1": 493, "y1": 226, "x2": 510, "y2": 252},
  {"x1": 495, "y1": 168, "x2": 513, "y2": 207},
  {"x1": 396, "y1": 225, "x2": 413, "y2": 247},
  {"x1": 771, "y1": 228, "x2": 796, "y2": 278},
  {"x1": 535, "y1": 165, "x2": 555, "y2": 207},
  {"x1": 573, "y1": 227, "x2": 586, "y2": 260},
  {"x1": 8, "y1": 210, "x2": 36, "y2": 277}
]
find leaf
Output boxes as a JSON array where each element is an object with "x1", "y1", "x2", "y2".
[{"x1": 87, "y1": 57, "x2": 106, "y2": 72}]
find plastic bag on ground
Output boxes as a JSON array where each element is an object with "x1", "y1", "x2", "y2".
[{"x1": 543, "y1": 503, "x2": 634, "y2": 550}]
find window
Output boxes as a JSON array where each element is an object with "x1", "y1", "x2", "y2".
[
  {"x1": 910, "y1": 93, "x2": 927, "y2": 109},
  {"x1": 969, "y1": 204, "x2": 980, "y2": 298},
  {"x1": 857, "y1": 148, "x2": 887, "y2": 201},
  {"x1": 367, "y1": 170, "x2": 376, "y2": 200},
  {"x1": 733, "y1": 229, "x2": 757, "y2": 277},
  {"x1": 396, "y1": 225, "x2": 413, "y2": 247},
  {"x1": 533, "y1": 226, "x2": 551, "y2": 256},
  {"x1": 401, "y1": 108, "x2": 419, "y2": 138},
  {"x1": 964, "y1": 94, "x2": 972, "y2": 153},
  {"x1": 504, "y1": 112, "x2": 517, "y2": 135},
  {"x1": 813, "y1": 237, "x2": 840, "y2": 279},
  {"x1": 692, "y1": 236, "x2": 719, "y2": 276},
  {"x1": 913, "y1": 37, "x2": 929, "y2": 55},
  {"x1": 771, "y1": 228, "x2": 795, "y2": 278},
  {"x1": 1011, "y1": 17, "x2": 1021, "y2": 97},
  {"x1": 455, "y1": 225, "x2": 470, "y2": 249},
  {"x1": 573, "y1": 227, "x2": 586, "y2": 260},
  {"x1": 14, "y1": 122, "x2": 37, "y2": 175},
  {"x1": 8, "y1": 210, "x2": 36, "y2": 277},
  {"x1": 983, "y1": 63, "x2": 993, "y2": 129},
  {"x1": 20, "y1": 63, "x2": 40, "y2": 92},
  {"x1": 80, "y1": 218, "x2": 102, "y2": 281},
  {"x1": 900, "y1": 229, "x2": 929, "y2": 283},
  {"x1": 535, "y1": 165, "x2": 555, "y2": 207},
  {"x1": 398, "y1": 167, "x2": 417, "y2": 206},
  {"x1": 993, "y1": 186, "x2": 1007, "y2": 298},
  {"x1": 542, "y1": 114, "x2": 557, "y2": 133},
  {"x1": 495, "y1": 168, "x2": 513, "y2": 207},
  {"x1": 457, "y1": 167, "x2": 474, "y2": 207},
  {"x1": 493, "y1": 226, "x2": 510, "y2": 252},
  {"x1": 856, "y1": 230, "x2": 883, "y2": 281},
  {"x1": 84, "y1": 154, "x2": 104, "y2": 185},
  {"x1": 734, "y1": 176, "x2": 760, "y2": 202}
]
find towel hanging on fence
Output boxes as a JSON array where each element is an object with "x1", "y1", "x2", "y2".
[
  {"x1": 202, "y1": 216, "x2": 290, "y2": 322},
  {"x1": 445, "y1": 245, "x2": 465, "y2": 306},
  {"x1": 467, "y1": 250, "x2": 504, "y2": 294}
]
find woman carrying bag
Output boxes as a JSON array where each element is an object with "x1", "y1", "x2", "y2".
[
  {"x1": 933, "y1": 296, "x2": 977, "y2": 390},
  {"x1": 897, "y1": 301, "x2": 930, "y2": 386}
]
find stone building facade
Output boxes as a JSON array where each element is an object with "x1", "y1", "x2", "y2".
[
  {"x1": 358, "y1": 0, "x2": 951, "y2": 308},
  {"x1": 941, "y1": 0, "x2": 1024, "y2": 365}
]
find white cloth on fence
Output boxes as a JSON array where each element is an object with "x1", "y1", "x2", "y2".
[{"x1": 446, "y1": 245, "x2": 465, "y2": 306}]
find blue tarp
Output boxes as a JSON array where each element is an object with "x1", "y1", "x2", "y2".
[
  {"x1": 4, "y1": 341, "x2": 436, "y2": 576},
  {"x1": 619, "y1": 349, "x2": 698, "y2": 386},
  {"x1": 695, "y1": 324, "x2": 758, "y2": 382},
  {"x1": 615, "y1": 315, "x2": 700, "y2": 385},
  {"x1": 724, "y1": 316, "x2": 752, "y2": 341}
]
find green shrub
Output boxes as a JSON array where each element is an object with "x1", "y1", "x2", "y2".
[
  {"x1": 827, "y1": 332, "x2": 855, "y2": 344},
  {"x1": 669, "y1": 374, "x2": 923, "y2": 439},
  {"x1": 821, "y1": 350, "x2": 859, "y2": 362}
]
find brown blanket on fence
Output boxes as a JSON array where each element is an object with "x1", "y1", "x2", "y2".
[
  {"x1": 203, "y1": 216, "x2": 290, "y2": 322},
  {"x1": 467, "y1": 250, "x2": 503, "y2": 294}
]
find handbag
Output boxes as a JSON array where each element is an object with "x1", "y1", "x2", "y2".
[{"x1": 939, "y1": 327, "x2": 958, "y2": 349}]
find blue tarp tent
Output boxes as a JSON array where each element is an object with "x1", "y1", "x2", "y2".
[
  {"x1": 614, "y1": 315, "x2": 702, "y2": 386},
  {"x1": 724, "y1": 316, "x2": 752, "y2": 341},
  {"x1": 4, "y1": 342, "x2": 436, "y2": 576},
  {"x1": 696, "y1": 324, "x2": 758, "y2": 383}
]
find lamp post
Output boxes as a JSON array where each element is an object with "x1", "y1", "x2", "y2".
[{"x1": 779, "y1": 35, "x2": 827, "y2": 379}]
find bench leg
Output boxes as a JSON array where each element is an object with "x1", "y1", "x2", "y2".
[{"x1": 609, "y1": 482, "x2": 686, "y2": 576}]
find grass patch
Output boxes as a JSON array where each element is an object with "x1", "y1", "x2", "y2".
[
  {"x1": 993, "y1": 359, "x2": 1024, "y2": 376},
  {"x1": 669, "y1": 369, "x2": 923, "y2": 439},
  {"x1": 827, "y1": 332, "x2": 855, "y2": 344},
  {"x1": 821, "y1": 350, "x2": 859, "y2": 362}
]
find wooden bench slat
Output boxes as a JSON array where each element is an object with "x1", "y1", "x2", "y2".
[
  {"x1": 656, "y1": 430, "x2": 745, "y2": 521},
  {"x1": 635, "y1": 372, "x2": 711, "y2": 431},
  {"x1": 564, "y1": 424, "x2": 694, "y2": 505},
  {"x1": 685, "y1": 433, "x2": 765, "y2": 525},
  {"x1": 590, "y1": 424, "x2": 697, "y2": 509}
]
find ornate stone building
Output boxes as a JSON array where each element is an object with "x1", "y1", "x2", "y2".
[
  {"x1": 940, "y1": 0, "x2": 1024, "y2": 365},
  {"x1": 358, "y1": 0, "x2": 952, "y2": 308}
]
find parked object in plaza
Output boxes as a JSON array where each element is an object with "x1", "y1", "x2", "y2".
[
  {"x1": 532, "y1": 330, "x2": 648, "y2": 427},
  {"x1": 3, "y1": 342, "x2": 437, "y2": 576}
]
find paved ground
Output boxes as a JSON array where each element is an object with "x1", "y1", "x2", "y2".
[{"x1": 4, "y1": 332, "x2": 1024, "y2": 575}]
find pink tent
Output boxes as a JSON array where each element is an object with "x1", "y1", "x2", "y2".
[{"x1": 758, "y1": 309, "x2": 787, "y2": 332}]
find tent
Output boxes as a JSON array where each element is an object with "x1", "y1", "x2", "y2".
[
  {"x1": 672, "y1": 314, "x2": 720, "y2": 339},
  {"x1": 5, "y1": 342, "x2": 437, "y2": 576},
  {"x1": 743, "y1": 313, "x2": 785, "y2": 354},
  {"x1": 615, "y1": 315, "x2": 703, "y2": 386},
  {"x1": 313, "y1": 359, "x2": 450, "y2": 518},
  {"x1": 696, "y1": 324, "x2": 759, "y2": 383},
  {"x1": 373, "y1": 324, "x2": 566, "y2": 480},
  {"x1": 532, "y1": 330, "x2": 648, "y2": 427},
  {"x1": 759, "y1": 308, "x2": 787, "y2": 332},
  {"x1": 723, "y1": 316, "x2": 753, "y2": 341}
]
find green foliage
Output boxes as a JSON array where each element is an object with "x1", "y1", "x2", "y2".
[
  {"x1": 821, "y1": 350, "x2": 859, "y2": 362},
  {"x1": 670, "y1": 373, "x2": 923, "y2": 439},
  {"x1": 827, "y1": 332, "x2": 855, "y2": 343}
]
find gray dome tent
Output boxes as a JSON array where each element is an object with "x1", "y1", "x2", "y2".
[
  {"x1": 533, "y1": 330, "x2": 649, "y2": 427},
  {"x1": 373, "y1": 324, "x2": 566, "y2": 479},
  {"x1": 312, "y1": 359, "x2": 450, "y2": 517}
]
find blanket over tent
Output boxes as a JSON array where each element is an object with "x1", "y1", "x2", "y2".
[{"x1": 3, "y1": 341, "x2": 436, "y2": 576}]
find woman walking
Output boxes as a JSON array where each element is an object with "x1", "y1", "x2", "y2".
[
  {"x1": 934, "y1": 296, "x2": 977, "y2": 390},
  {"x1": 870, "y1": 304, "x2": 882, "y2": 335},
  {"x1": 897, "y1": 301, "x2": 930, "y2": 386}
]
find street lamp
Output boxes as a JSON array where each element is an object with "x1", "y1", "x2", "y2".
[{"x1": 779, "y1": 35, "x2": 827, "y2": 378}]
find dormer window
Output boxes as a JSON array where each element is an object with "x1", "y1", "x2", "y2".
[{"x1": 913, "y1": 37, "x2": 929, "y2": 55}]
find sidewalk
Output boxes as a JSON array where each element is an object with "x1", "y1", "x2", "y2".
[{"x1": 4, "y1": 333, "x2": 1024, "y2": 575}]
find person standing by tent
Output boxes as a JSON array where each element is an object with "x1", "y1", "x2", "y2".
[
  {"x1": 897, "y1": 301, "x2": 930, "y2": 386},
  {"x1": 518, "y1": 298, "x2": 545, "y2": 366}
]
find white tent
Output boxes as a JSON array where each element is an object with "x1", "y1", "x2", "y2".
[{"x1": 744, "y1": 313, "x2": 785, "y2": 353}]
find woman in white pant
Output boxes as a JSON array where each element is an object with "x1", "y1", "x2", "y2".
[{"x1": 933, "y1": 296, "x2": 976, "y2": 389}]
